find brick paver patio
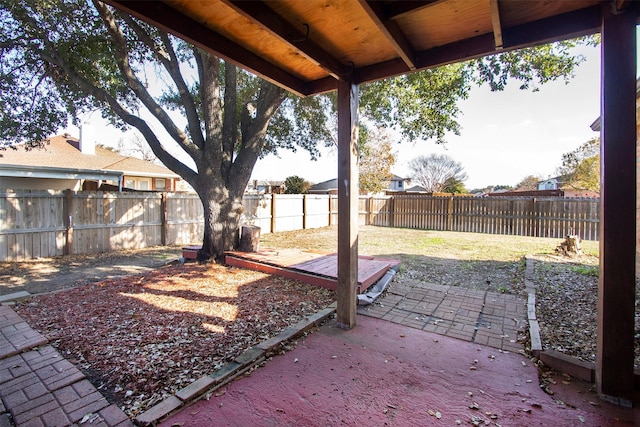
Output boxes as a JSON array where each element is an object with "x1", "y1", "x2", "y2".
[
  {"x1": 358, "y1": 279, "x2": 526, "y2": 352},
  {"x1": 0, "y1": 304, "x2": 133, "y2": 427}
]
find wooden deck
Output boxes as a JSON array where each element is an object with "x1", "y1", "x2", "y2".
[{"x1": 224, "y1": 249, "x2": 399, "y2": 294}]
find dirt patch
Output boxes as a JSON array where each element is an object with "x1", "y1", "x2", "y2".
[
  {"x1": 0, "y1": 247, "x2": 181, "y2": 296},
  {"x1": 532, "y1": 253, "x2": 640, "y2": 369}
]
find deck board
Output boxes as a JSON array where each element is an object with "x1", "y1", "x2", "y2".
[{"x1": 224, "y1": 249, "x2": 399, "y2": 293}]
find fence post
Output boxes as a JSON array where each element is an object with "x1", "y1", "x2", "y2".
[
  {"x1": 447, "y1": 196, "x2": 454, "y2": 231},
  {"x1": 328, "y1": 195, "x2": 333, "y2": 226},
  {"x1": 365, "y1": 195, "x2": 373, "y2": 225},
  {"x1": 389, "y1": 196, "x2": 395, "y2": 227},
  {"x1": 160, "y1": 192, "x2": 168, "y2": 246},
  {"x1": 303, "y1": 194, "x2": 307, "y2": 229},
  {"x1": 531, "y1": 198, "x2": 538, "y2": 237},
  {"x1": 270, "y1": 193, "x2": 277, "y2": 233},
  {"x1": 63, "y1": 189, "x2": 74, "y2": 255}
]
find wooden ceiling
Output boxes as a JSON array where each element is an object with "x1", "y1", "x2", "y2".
[{"x1": 107, "y1": 1, "x2": 620, "y2": 97}]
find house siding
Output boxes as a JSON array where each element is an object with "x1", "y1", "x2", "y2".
[{"x1": 0, "y1": 177, "x2": 82, "y2": 191}]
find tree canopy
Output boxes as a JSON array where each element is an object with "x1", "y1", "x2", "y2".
[
  {"x1": 557, "y1": 137, "x2": 600, "y2": 192},
  {"x1": 408, "y1": 154, "x2": 467, "y2": 193},
  {"x1": 284, "y1": 175, "x2": 310, "y2": 194},
  {"x1": 515, "y1": 175, "x2": 542, "y2": 191},
  {"x1": 358, "y1": 126, "x2": 396, "y2": 194},
  {"x1": 0, "y1": 0, "x2": 597, "y2": 258}
]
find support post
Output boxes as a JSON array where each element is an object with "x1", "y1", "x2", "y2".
[
  {"x1": 160, "y1": 192, "x2": 168, "y2": 246},
  {"x1": 303, "y1": 194, "x2": 308, "y2": 230},
  {"x1": 596, "y1": 3, "x2": 637, "y2": 406},
  {"x1": 63, "y1": 189, "x2": 73, "y2": 255},
  {"x1": 270, "y1": 193, "x2": 276, "y2": 233},
  {"x1": 336, "y1": 78, "x2": 359, "y2": 329}
]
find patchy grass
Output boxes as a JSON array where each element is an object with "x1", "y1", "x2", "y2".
[{"x1": 261, "y1": 225, "x2": 599, "y2": 295}]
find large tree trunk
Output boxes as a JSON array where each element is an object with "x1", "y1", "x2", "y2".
[{"x1": 196, "y1": 187, "x2": 245, "y2": 262}]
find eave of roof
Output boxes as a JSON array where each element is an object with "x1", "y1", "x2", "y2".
[
  {"x1": 0, "y1": 164, "x2": 123, "y2": 181},
  {"x1": 105, "y1": 0, "x2": 612, "y2": 97}
]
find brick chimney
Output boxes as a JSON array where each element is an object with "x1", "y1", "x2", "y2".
[{"x1": 79, "y1": 121, "x2": 96, "y2": 155}]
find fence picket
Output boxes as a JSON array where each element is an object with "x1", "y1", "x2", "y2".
[{"x1": 0, "y1": 191, "x2": 601, "y2": 261}]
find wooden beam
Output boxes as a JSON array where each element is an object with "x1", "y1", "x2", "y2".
[
  {"x1": 354, "y1": 6, "x2": 601, "y2": 89},
  {"x1": 596, "y1": 3, "x2": 637, "y2": 406},
  {"x1": 385, "y1": 0, "x2": 446, "y2": 20},
  {"x1": 103, "y1": 0, "x2": 310, "y2": 97},
  {"x1": 503, "y1": 5, "x2": 601, "y2": 48},
  {"x1": 222, "y1": 0, "x2": 347, "y2": 80},
  {"x1": 489, "y1": 0, "x2": 503, "y2": 50},
  {"x1": 336, "y1": 79, "x2": 359, "y2": 330},
  {"x1": 359, "y1": 1, "x2": 416, "y2": 70}
]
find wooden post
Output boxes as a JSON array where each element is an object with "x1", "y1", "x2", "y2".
[
  {"x1": 160, "y1": 192, "x2": 168, "y2": 246},
  {"x1": 447, "y1": 196, "x2": 454, "y2": 231},
  {"x1": 303, "y1": 194, "x2": 307, "y2": 230},
  {"x1": 531, "y1": 198, "x2": 537, "y2": 237},
  {"x1": 270, "y1": 193, "x2": 276, "y2": 233},
  {"x1": 63, "y1": 189, "x2": 73, "y2": 255},
  {"x1": 336, "y1": 78, "x2": 359, "y2": 330},
  {"x1": 367, "y1": 196, "x2": 374, "y2": 225},
  {"x1": 596, "y1": 3, "x2": 637, "y2": 406}
]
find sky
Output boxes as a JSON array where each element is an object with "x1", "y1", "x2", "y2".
[
  {"x1": 251, "y1": 43, "x2": 603, "y2": 190},
  {"x1": 64, "y1": 41, "x2": 606, "y2": 191}
]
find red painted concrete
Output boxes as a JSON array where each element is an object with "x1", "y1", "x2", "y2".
[{"x1": 162, "y1": 316, "x2": 639, "y2": 426}]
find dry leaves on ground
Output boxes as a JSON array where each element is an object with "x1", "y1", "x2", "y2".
[
  {"x1": 532, "y1": 254, "x2": 640, "y2": 369},
  {"x1": 14, "y1": 262, "x2": 335, "y2": 417}
]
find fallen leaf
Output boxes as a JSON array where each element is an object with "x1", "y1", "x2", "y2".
[{"x1": 578, "y1": 415, "x2": 586, "y2": 423}]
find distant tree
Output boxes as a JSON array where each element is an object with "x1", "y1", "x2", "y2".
[
  {"x1": 408, "y1": 154, "x2": 467, "y2": 192},
  {"x1": 494, "y1": 184, "x2": 513, "y2": 191},
  {"x1": 557, "y1": 137, "x2": 600, "y2": 192},
  {"x1": 284, "y1": 175, "x2": 310, "y2": 194},
  {"x1": 117, "y1": 133, "x2": 158, "y2": 162},
  {"x1": 441, "y1": 176, "x2": 467, "y2": 194},
  {"x1": 359, "y1": 126, "x2": 396, "y2": 194},
  {"x1": 515, "y1": 175, "x2": 541, "y2": 191}
]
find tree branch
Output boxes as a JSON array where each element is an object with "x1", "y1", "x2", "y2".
[
  {"x1": 118, "y1": 12, "x2": 205, "y2": 150},
  {"x1": 93, "y1": 0, "x2": 201, "y2": 162},
  {"x1": 221, "y1": 63, "x2": 237, "y2": 178},
  {"x1": 38, "y1": 48, "x2": 197, "y2": 184},
  {"x1": 197, "y1": 51, "x2": 223, "y2": 165}
]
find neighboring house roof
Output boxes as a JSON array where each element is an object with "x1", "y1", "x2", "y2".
[
  {"x1": 310, "y1": 176, "x2": 409, "y2": 193},
  {"x1": 0, "y1": 135, "x2": 179, "y2": 179},
  {"x1": 406, "y1": 185, "x2": 427, "y2": 192},
  {"x1": 538, "y1": 176, "x2": 563, "y2": 185},
  {"x1": 309, "y1": 179, "x2": 337, "y2": 192}
]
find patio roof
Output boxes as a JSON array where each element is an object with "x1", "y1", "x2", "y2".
[
  {"x1": 103, "y1": 0, "x2": 640, "y2": 405},
  {"x1": 108, "y1": 0, "x2": 604, "y2": 97}
]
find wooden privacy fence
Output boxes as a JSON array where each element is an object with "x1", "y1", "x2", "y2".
[
  {"x1": 363, "y1": 195, "x2": 599, "y2": 241},
  {"x1": 0, "y1": 191, "x2": 599, "y2": 261},
  {"x1": 0, "y1": 190, "x2": 204, "y2": 261}
]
